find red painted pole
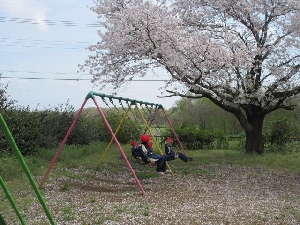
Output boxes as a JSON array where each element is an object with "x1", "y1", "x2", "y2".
[
  {"x1": 39, "y1": 99, "x2": 88, "y2": 189},
  {"x1": 161, "y1": 108, "x2": 187, "y2": 155},
  {"x1": 93, "y1": 98, "x2": 147, "y2": 196}
]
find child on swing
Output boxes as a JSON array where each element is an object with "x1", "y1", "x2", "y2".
[
  {"x1": 165, "y1": 137, "x2": 192, "y2": 162},
  {"x1": 131, "y1": 135, "x2": 169, "y2": 175},
  {"x1": 130, "y1": 140, "x2": 152, "y2": 165},
  {"x1": 147, "y1": 140, "x2": 175, "y2": 161}
]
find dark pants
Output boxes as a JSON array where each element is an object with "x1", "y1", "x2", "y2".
[
  {"x1": 154, "y1": 157, "x2": 166, "y2": 172},
  {"x1": 164, "y1": 154, "x2": 176, "y2": 161},
  {"x1": 178, "y1": 153, "x2": 189, "y2": 162},
  {"x1": 166, "y1": 152, "x2": 189, "y2": 162}
]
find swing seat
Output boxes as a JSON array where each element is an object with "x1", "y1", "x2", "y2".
[
  {"x1": 134, "y1": 156, "x2": 157, "y2": 166},
  {"x1": 135, "y1": 157, "x2": 144, "y2": 164}
]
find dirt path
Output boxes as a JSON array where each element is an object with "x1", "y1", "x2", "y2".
[{"x1": 22, "y1": 164, "x2": 300, "y2": 224}]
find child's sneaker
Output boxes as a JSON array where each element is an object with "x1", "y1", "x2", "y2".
[{"x1": 157, "y1": 172, "x2": 165, "y2": 175}]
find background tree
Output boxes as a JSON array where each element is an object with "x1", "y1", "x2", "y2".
[
  {"x1": 0, "y1": 75, "x2": 16, "y2": 110},
  {"x1": 171, "y1": 96, "x2": 243, "y2": 134},
  {"x1": 80, "y1": 0, "x2": 300, "y2": 154}
]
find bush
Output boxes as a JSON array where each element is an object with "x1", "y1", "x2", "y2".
[
  {"x1": 0, "y1": 102, "x2": 98, "y2": 155},
  {"x1": 0, "y1": 107, "x2": 41, "y2": 155},
  {"x1": 163, "y1": 125, "x2": 227, "y2": 150},
  {"x1": 99, "y1": 112, "x2": 143, "y2": 143},
  {"x1": 264, "y1": 117, "x2": 297, "y2": 152}
]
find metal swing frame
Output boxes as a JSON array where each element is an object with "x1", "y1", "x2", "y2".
[{"x1": 38, "y1": 91, "x2": 186, "y2": 196}]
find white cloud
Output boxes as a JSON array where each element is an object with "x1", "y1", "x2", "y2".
[{"x1": 0, "y1": 0, "x2": 48, "y2": 31}]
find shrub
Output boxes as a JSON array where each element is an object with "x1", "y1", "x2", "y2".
[
  {"x1": 0, "y1": 107, "x2": 41, "y2": 155},
  {"x1": 264, "y1": 117, "x2": 297, "y2": 152},
  {"x1": 163, "y1": 125, "x2": 227, "y2": 150},
  {"x1": 99, "y1": 112, "x2": 143, "y2": 143}
]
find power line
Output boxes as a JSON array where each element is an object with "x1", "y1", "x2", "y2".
[
  {"x1": 0, "y1": 37, "x2": 92, "y2": 45},
  {"x1": 2, "y1": 45, "x2": 87, "y2": 51},
  {"x1": 0, "y1": 51, "x2": 90, "y2": 56},
  {"x1": 0, "y1": 76, "x2": 90, "y2": 81},
  {"x1": 0, "y1": 37, "x2": 93, "y2": 51},
  {"x1": 0, "y1": 70, "x2": 169, "y2": 81},
  {"x1": 1, "y1": 70, "x2": 170, "y2": 77},
  {"x1": 0, "y1": 76, "x2": 168, "y2": 82},
  {"x1": 1, "y1": 70, "x2": 89, "y2": 75},
  {"x1": 0, "y1": 15, "x2": 102, "y2": 28},
  {"x1": 0, "y1": 2, "x2": 89, "y2": 9}
]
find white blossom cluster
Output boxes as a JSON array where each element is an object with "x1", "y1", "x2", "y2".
[{"x1": 79, "y1": 0, "x2": 300, "y2": 114}]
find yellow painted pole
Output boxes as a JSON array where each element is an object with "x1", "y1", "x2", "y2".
[
  {"x1": 135, "y1": 105, "x2": 173, "y2": 175},
  {"x1": 97, "y1": 104, "x2": 134, "y2": 168}
]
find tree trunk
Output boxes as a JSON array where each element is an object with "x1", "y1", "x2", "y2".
[{"x1": 245, "y1": 115, "x2": 265, "y2": 155}]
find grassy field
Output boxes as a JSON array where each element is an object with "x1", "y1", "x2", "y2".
[
  {"x1": 1, "y1": 142, "x2": 300, "y2": 224},
  {"x1": 2, "y1": 142, "x2": 300, "y2": 180}
]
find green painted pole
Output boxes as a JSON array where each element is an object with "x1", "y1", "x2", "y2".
[
  {"x1": 0, "y1": 213, "x2": 7, "y2": 225},
  {"x1": 0, "y1": 113, "x2": 56, "y2": 225},
  {"x1": 0, "y1": 175, "x2": 24, "y2": 225},
  {"x1": 86, "y1": 91, "x2": 164, "y2": 109}
]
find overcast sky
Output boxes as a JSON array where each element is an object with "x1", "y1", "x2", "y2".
[{"x1": 0, "y1": 0, "x2": 180, "y2": 110}]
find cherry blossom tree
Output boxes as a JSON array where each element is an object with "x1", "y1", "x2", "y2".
[{"x1": 80, "y1": 0, "x2": 300, "y2": 154}]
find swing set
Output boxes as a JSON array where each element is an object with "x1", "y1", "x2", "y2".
[
  {"x1": 38, "y1": 91, "x2": 186, "y2": 196},
  {"x1": 0, "y1": 91, "x2": 186, "y2": 224}
]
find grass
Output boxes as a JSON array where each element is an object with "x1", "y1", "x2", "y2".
[
  {"x1": 1, "y1": 141, "x2": 300, "y2": 182},
  {"x1": 60, "y1": 205, "x2": 76, "y2": 221},
  {"x1": 1, "y1": 141, "x2": 300, "y2": 183},
  {"x1": 191, "y1": 148, "x2": 300, "y2": 173},
  {"x1": 0, "y1": 141, "x2": 300, "y2": 224}
]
